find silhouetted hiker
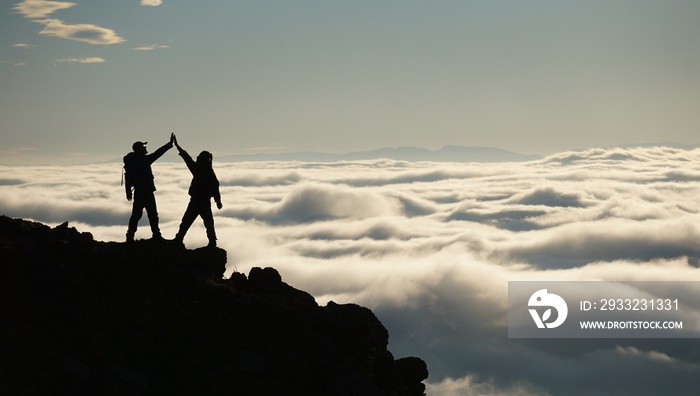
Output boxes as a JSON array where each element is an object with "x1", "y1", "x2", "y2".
[
  {"x1": 123, "y1": 134, "x2": 174, "y2": 243},
  {"x1": 172, "y1": 135, "x2": 223, "y2": 248}
]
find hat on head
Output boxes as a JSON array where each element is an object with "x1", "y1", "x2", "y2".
[{"x1": 132, "y1": 141, "x2": 148, "y2": 152}]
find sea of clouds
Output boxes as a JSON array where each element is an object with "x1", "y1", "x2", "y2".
[{"x1": 3, "y1": 146, "x2": 700, "y2": 395}]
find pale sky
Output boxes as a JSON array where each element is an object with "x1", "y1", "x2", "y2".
[{"x1": 2, "y1": 1, "x2": 700, "y2": 164}]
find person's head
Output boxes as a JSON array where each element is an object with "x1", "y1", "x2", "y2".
[
  {"x1": 132, "y1": 141, "x2": 148, "y2": 155},
  {"x1": 197, "y1": 151, "x2": 213, "y2": 165}
]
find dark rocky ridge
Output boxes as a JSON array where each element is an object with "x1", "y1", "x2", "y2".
[{"x1": 0, "y1": 216, "x2": 427, "y2": 395}]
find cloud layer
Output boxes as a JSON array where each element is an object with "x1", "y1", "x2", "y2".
[
  {"x1": 15, "y1": 0, "x2": 125, "y2": 45},
  {"x1": 14, "y1": 0, "x2": 75, "y2": 19},
  {"x1": 35, "y1": 19, "x2": 124, "y2": 45},
  {"x1": 2, "y1": 146, "x2": 700, "y2": 394}
]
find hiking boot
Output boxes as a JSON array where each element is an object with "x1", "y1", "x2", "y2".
[
  {"x1": 207, "y1": 231, "x2": 217, "y2": 248},
  {"x1": 126, "y1": 234, "x2": 135, "y2": 244}
]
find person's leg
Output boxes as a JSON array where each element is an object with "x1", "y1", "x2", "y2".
[
  {"x1": 201, "y1": 202, "x2": 217, "y2": 247},
  {"x1": 143, "y1": 192, "x2": 162, "y2": 239},
  {"x1": 126, "y1": 191, "x2": 145, "y2": 242},
  {"x1": 174, "y1": 199, "x2": 198, "y2": 243}
]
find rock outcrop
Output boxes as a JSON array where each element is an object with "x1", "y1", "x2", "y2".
[{"x1": 0, "y1": 216, "x2": 427, "y2": 395}]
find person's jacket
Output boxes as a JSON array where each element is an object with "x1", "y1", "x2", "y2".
[
  {"x1": 178, "y1": 149, "x2": 221, "y2": 203},
  {"x1": 124, "y1": 142, "x2": 173, "y2": 193}
]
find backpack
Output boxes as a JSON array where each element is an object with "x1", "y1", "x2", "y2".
[{"x1": 122, "y1": 152, "x2": 136, "y2": 190}]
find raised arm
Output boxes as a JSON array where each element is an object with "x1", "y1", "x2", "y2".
[
  {"x1": 173, "y1": 133, "x2": 183, "y2": 153},
  {"x1": 173, "y1": 134, "x2": 195, "y2": 172},
  {"x1": 147, "y1": 134, "x2": 174, "y2": 164}
]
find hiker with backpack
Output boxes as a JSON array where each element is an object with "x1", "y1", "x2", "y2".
[
  {"x1": 171, "y1": 134, "x2": 223, "y2": 248},
  {"x1": 123, "y1": 133, "x2": 175, "y2": 243}
]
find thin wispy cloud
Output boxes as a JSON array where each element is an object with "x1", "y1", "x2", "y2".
[
  {"x1": 0, "y1": 147, "x2": 41, "y2": 164},
  {"x1": 132, "y1": 44, "x2": 170, "y2": 51},
  {"x1": 2, "y1": 146, "x2": 700, "y2": 395},
  {"x1": 55, "y1": 57, "x2": 106, "y2": 64},
  {"x1": 140, "y1": 0, "x2": 163, "y2": 6},
  {"x1": 35, "y1": 19, "x2": 124, "y2": 45},
  {"x1": 14, "y1": 62, "x2": 28, "y2": 67},
  {"x1": 13, "y1": 43, "x2": 34, "y2": 48},
  {"x1": 13, "y1": 0, "x2": 75, "y2": 19},
  {"x1": 616, "y1": 346, "x2": 678, "y2": 365},
  {"x1": 0, "y1": 147, "x2": 37, "y2": 156}
]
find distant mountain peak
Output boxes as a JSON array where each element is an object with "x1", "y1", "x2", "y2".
[{"x1": 219, "y1": 145, "x2": 542, "y2": 163}]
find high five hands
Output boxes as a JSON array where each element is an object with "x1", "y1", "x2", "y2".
[{"x1": 170, "y1": 133, "x2": 180, "y2": 149}]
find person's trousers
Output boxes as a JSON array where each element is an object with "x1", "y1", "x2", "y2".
[
  {"x1": 175, "y1": 198, "x2": 216, "y2": 243},
  {"x1": 127, "y1": 190, "x2": 161, "y2": 238}
]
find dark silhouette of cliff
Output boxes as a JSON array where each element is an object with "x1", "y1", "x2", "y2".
[{"x1": 0, "y1": 216, "x2": 427, "y2": 395}]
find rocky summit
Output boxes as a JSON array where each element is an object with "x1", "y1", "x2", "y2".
[{"x1": 0, "y1": 216, "x2": 428, "y2": 395}]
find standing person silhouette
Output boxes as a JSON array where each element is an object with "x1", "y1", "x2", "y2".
[
  {"x1": 123, "y1": 133, "x2": 174, "y2": 243},
  {"x1": 172, "y1": 135, "x2": 223, "y2": 248}
]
